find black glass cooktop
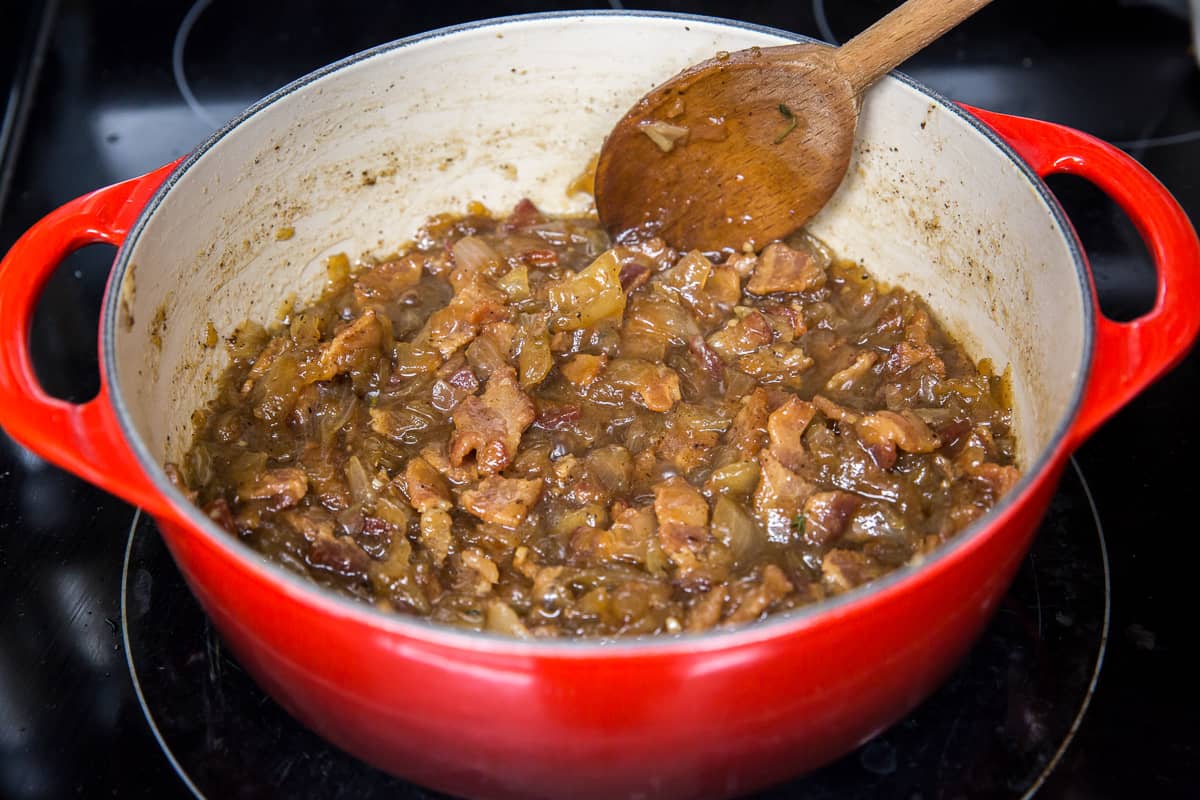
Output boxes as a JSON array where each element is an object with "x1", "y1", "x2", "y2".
[{"x1": 2, "y1": 2, "x2": 1198, "y2": 798}]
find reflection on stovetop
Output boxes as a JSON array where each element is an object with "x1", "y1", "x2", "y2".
[
  {"x1": 1, "y1": 1, "x2": 1198, "y2": 798},
  {"x1": 123, "y1": 463, "x2": 1108, "y2": 799}
]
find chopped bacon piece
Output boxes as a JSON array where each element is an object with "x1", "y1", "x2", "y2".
[
  {"x1": 657, "y1": 426, "x2": 720, "y2": 474},
  {"x1": 353, "y1": 254, "x2": 423, "y2": 308},
  {"x1": 652, "y1": 477, "x2": 707, "y2": 537},
  {"x1": 448, "y1": 404, "x2": 507, "y2": 473},
  {"x1": 431, "y1": 364, "x2": 480, "y2": 413},
  {"x1": 460, "y1": 475, "x2": 544, "y2": 528},
  {"x1": 706, "y1": 310, "x2": 774, "y2": 361},
  {"x1": 688, "y1": 335, "x2": 725, "y2": 383},
  {"x1": 203, "y1": 497, "x2": 236, "y2": 533},
  {"x1": 705, "y1": 265, "x2": 743, "y2": 307},
  {"x1": 856, "y1": 409, "x2": 941, "y2": 454},
  {"x1": 449, "y1": 236, "x2": 504, "y2": 287},
  {"x1": 886, "y1": 340, "x2": 946, "y2": 377},
  {"x1": 402, "y1": 456, "x2": 452, "y2": 513},
  {"x1": 736, "y1": 343, "x2": 814, "y2": 386},
  {"x1": 531, "y1": 565, "x2": 566, "y2": 611},
  {"x1": 449, "y1": 366, "x2": 536, "y2": 475},
  {"x1": 421, "y1": 276, "x2": 509, "y2": 358},
  {"x1": 240, "y1": 335, "x2": 287, "y2": 394},
  {"x1": 419, "y1": 508, "x2": 453, "y2": 565},
  {"x1": 561, "y1": 353, "x2": 608, "y2": 387},
  {"x1": 485, "y1": 599, "x2": 533, "y2": 638},
  {"x1": 802, "y1": 491, "x2": 864, "y2": 546},
  {"x1": 358, "y1": 515, "x2": 396, "y2": 559},
  {"x1": 280, "y1": 507, "x2": 335, "y2": 542},
  {"x1": 623, "y1": 237, "x2": 678, "y2": 271},
  {"x1": 308, "y1": 534, "x2": 371, "y2": 578},
  {"x1": 746, "y1": 242, "x2": 825, "y2": 295},
  {"x1": 515, "y1": 247, "x2": 558, "y2": 268},
  {"x1": 603, "y1": 359, "x2": 682, "y2": 413},
  {"x1": 619, "y1": 262, "x2": 651, "y2": 293},
  {"x1": 826, "y1": 350, "x2": 879, "y2": 392},
  {"x1": 725, "y1": 564, "x2": 794, "y2": 624},
  {"x1": 653, "y1": 477, "x2": 730, "y2": 588},
  {"x1": 937, "y1": 418, "x2": 974, "y2": 449},
  {"x1": 311, "y1": 310, "x2": 384, "y2": 382},
  {"x1": 457, "y1": 548, "x2": 501, "y2": 595},
  {"x1": 569, "y1": 505, "x2": 657, "y2": 568},
  {"x1": 905, "y1": 308, "x2": 934, "y2": 346},
  {"x1": 164, "y1": 463, "x2": 198, "y2": 502},
  {"x1": 813, "y1": 394, "x2": 861, "y2": 425},
  {"x1": 821, "y1": 549, "x2": 884, "y2": 593},
  {"x1": 536, "y1": 404, "x2": 582, "y2": 430},
  {"x1": 866, "y1": 440, "x2": 898, "y2": 470},
  {"x1": 420, "y1": 443, "x2": 477, "y2": 486},
  {"x1": 819, "y1": 400, "x2": 941, "y2": 455},
  {"x1": 446, "y1": 364, "x2": 480, "y2": 390},
  {"x1": 685, "y1": 587, "x2": 726, "y2": 633},
  {"x1": 727, "y1": 388, "x2": 770, "y2": 459},
  {"x1": 753, "y1": 451, "x2": 816, "y2": 542},
  {"x1": 282, "y1": 506, "x2": 370, "y2": 577},
  {"x1": 760, "y1": 301, "x2": 807, "y2": 340},
  {"x1": 236, "y1": 467, "x2": 308, "y2": 510},
  {"x1": 500, "y1": 198, "x2": 545, "y2": 231},
  {"x1": 966, "y1": 462, "x2": 1021, "y2": 497},
  {"x1": 466, "y1": 321, "x2": 517, "y2": 380},
  {"x1": 659, "y1": 250, "x2": 713, "y2": 301},
  {"x1": 725, "y1": 252, "x2": 757, "y2": 278},
  {"x1": 546, "y1": 454, "x2": 593, "y2": 502},
  {"x1": 767, "y1": 396, "x2": 816, "y2": 472}
]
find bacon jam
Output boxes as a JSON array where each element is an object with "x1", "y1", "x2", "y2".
[{"x1": 170, "y1": 200, "x2": 1019, "y2": 638}]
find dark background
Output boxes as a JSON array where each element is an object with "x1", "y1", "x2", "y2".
[{"x1": 1, "y1": 1, "x2": 1197, "y2": 797}]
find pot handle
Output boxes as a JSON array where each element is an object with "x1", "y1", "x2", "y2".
[
  {"x1": 0, "y1": 161, "x2": 181, "y2": 519},
  {"x1": 965, "y1": 105, "x2": 1200, "y2": 450}
]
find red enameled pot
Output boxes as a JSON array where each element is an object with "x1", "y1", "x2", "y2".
[{"x1": 1, "y1": 13, "x2": 1197, "y2": 800}]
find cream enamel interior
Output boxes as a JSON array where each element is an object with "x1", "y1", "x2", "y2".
[{"x1": 112, "y1": 14, "x2": 1085, "y2": 479}]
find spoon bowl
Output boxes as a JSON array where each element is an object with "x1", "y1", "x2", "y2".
[
  {"x1": 595, "y1": 44, "x2": 856, "y2": 253},
  {"x1": 595, "y1": 0, "x2": 993, "y2": 252}
]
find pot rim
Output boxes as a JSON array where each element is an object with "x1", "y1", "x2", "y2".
[{"x1": 101, "y1": 9, "x2": 1094, "y2": 656}]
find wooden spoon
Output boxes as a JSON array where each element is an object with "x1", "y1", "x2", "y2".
[{"x1": 594, "y1": 0, "x2": 992, "y2": 253}]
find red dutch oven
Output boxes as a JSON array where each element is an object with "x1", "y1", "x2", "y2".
[{"x1": 0, "y1": 13, "x2": 1197, "y2": 800}]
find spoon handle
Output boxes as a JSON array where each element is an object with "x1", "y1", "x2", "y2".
[{"x1": 833, "y1": 0, "x2": 993, "y2": 93}]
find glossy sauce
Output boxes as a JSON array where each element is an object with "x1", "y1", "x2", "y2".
[{"x1": 171, "y1": 201, "x2": 1018, "y2": 638}]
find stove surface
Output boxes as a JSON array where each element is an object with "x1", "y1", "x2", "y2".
[{"x1": 1, "y1": 2, "x2": 1197, "y2": 798}]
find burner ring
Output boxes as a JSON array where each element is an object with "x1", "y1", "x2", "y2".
[{"x1": 1018, "y1": 457, "x2": 1111, "y2": 799}]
